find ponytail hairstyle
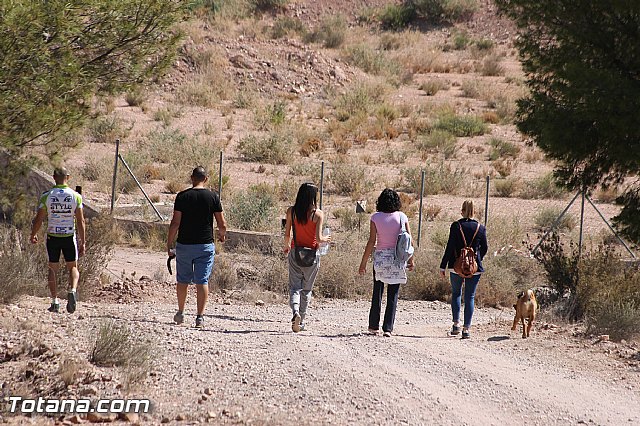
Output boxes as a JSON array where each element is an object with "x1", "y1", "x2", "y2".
[
  {"x1": 461, "y1": 200, "x2": 474, "y2": 219},
  {"x1": 293, "y1": 182, "x2": 318, "y2": 224}
]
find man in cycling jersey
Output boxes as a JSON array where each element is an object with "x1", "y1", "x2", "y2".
[{"x1": 30, "y1": 167, "x2": 86, "y2": 313}]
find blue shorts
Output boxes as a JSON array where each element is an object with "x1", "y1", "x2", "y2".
[{"x1": 175, "y1": 243, "x2": 215, "y2": 285}]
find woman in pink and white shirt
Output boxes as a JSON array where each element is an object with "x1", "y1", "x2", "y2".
[{"x1": 359, "y1": 189, "x2": 414, "y2": 337}]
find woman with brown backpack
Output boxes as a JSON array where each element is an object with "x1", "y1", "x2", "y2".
[{"x1": 439, "y1": 200, "x2": 488, "y2": 339}]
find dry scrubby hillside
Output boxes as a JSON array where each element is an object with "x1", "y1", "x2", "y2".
[{"x1": 57, "y1": 0, "x2": 628, "y2": 309}]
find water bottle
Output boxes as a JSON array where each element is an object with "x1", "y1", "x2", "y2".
[{"x1": 318, "y1": 227, "x2": 331, "y2": 256}]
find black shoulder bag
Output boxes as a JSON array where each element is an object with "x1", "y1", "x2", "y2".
[{"x1": 291, "y1": 209, "x2": 317, "y2": 267}]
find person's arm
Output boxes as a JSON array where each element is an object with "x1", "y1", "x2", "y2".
[
  {"x1": 30, "y1": 208, "x2": 46, "y2": 244},
  {"x1": 358, "y1": 221, "x2": 377, "y2": 275},
  {"x1": 214, "y1": 211, "x2": 226, "y2": 242},
  {"x1": 313, "y1": 209, "x2": 331, "y2": 244},
  {"x1": 75, "y1": 207, "x2": 86, "y2": 256},
  {"x1": 478, "y1": 226, "x2": 488, "y2": 259},
  {"x1": 283, "y1": 207, "x2": 292, "y2": 253},
  {"x1": 439, "y1": 223, "x2": 456, "y2": 278},
  {"x1": 167, "y1": 211, "x2": 181, "y2": 256}
]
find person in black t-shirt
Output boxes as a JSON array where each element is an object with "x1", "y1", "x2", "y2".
[{"x1": 167, "y1": 166, "x2": 227, "y2": 329}]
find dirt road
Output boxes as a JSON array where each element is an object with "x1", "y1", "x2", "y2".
[{"x1": 2, "y1": 292, "x2": 639, "y2": 425}]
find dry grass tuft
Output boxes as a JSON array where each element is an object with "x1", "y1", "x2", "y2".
[{"x1": 90, "y1": 321, "x2": 155, "y2": 391}]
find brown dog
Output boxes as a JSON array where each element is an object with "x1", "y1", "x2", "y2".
[{"x1": 512, "y1": 289, "x2": 537, "y2": 338}]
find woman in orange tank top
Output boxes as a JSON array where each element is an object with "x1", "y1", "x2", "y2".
[{"x1": 283, "y1": 183, "x2": 331, "y2": 332}]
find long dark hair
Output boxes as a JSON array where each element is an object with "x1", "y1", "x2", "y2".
[
  {"x1": 376, "y1": 188, "x2": 402, "y2": 213},
  {"x1": 293, "y1": 182, "x2": 318, "y2": 224}
]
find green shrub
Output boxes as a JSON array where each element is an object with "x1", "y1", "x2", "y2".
[
  {"x1": 270, "y1": 16, "x2": 307, "y2": 39},
  {"x1": 228, "y1": 185, "x2": 278, "y2": 231},
  {"x1": 331, "y1": 163, "x2": 367, "y2": 197},
  {"x1": 417, "y1": 129, "x2": 457, "y2": 159},
  {"x1": 305, "y1": 15, "x2": 347, "y2": 48},
  {"x1": 143, "y1": 129, "x2": 218, "y2": 171},
  {"x1": 488, "y1": 137, "x2": 520, "y2": 160},
  {"x1": 460, "y1": 79, "x2": 481, "y2": 98},
  {"x1": 333, "y1": 207, "x2": 362, "y2": 231},
  {"x1": 0, "y1": 226, "x2": 46, "y2": 303},
  {"x1": 233, "y1": 88, "x2": 256, "y2": 109},
  {"x1": 587, "y1": 299, "x2": 640, "y2": 342},
  {"x1": 379, "y1": 4, "x2": 416, "y2": 30},
  {"x1": 90, "y1": 320, "x2": 154, "y2": 390},
  {"x1": 409, "y1": 0, "x2": 479, "y2": 22},
  {"x1": 478, "y1": 53, "x2": 504, "y2": 76},
  {"x1": 478, "y1": 253, "x2": 536, "y2": 308},
  {"x1": 493, "y1": 177, "x2": 519, "y2": 197},
  {"x1": 434, "y1": 114, "x2": 488, "y2": 137},
  {"x1": 334, "y1": 82, "x2": 387, "y2": 121},
  {"x1": 475, "y1": 38, "x2": 494, "y2": 50},
  {"x1": 534, "y1": 235, "x2": 640, "y2": 325},
  {"x1": 252, "y1": 0, "x2": 288, "y2": 12},
  {"x1": 125, "y1": 89, "x2": 146, "y2": 107},
  {"x1": 237, "y1": 132, "x2": 292, "y2": 164},
  {"x1": 91, "y1": 321, "x2": 154, "y2": 367},
  {"x1": 255, "y1": 100, "x2": 287, "y2": 129},
  {"x1": 520, "y1": 172, "x2": 566, "y2": 200},
  {"x1": 344, "y1": 44, "x2": 401, "y2": 77},
  {"x1": 419, "y1": 79, "x2": 448, "y2": 96},
  {"x1": 404, "y1": 161, "x2": 464, "y2": 195},
  {"x1": 208, "y1": 255, "x2": 238, "y2": 292},
  {"x1": 88, "y1": 116, "x2": 129, "y2": 144},
  {"x1": 403, "y1": 247, "x2": 451, "y2": 301},
  {"x1": 289, "y1": 162, "x2": 322, "y2": 182},
  {"x1": 453, "y1": 30, "x2": 471, "y2": 50},
  {"x1": 315, "y1": 234, "x2": 368, "y2": 298},
  {"x1": 381, "y1": 149, "x2": 409, "y2": 164},
  {"x1": 534, "y1": 207, "x2": 576, "y2": 232}
]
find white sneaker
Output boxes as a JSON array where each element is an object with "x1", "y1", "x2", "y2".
[{"x1": 383, "y1": 331, "x2": 392, "y2": 337}]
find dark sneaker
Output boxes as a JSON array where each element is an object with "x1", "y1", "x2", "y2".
[
  {"x1": 195, "y1": 315, "x2": 205, "y2": 329},
  {"x1": 48, "y1": 302, "x2": 60, "y2": 313},
  {"x1": 461, "y1": 330, "x2": 470, "y2": 339},
  {"x1": 450, "y1": 325, "x2": 461, "y2": 336},
  {"x1": 292, "y1": 312, "x2": 301, "y2": 333},
  {"x1": 66, "y1": 291, "x2": 77, "y2": 314},
  {"x1": 173, "y1": 311, "x2": 184, "y2": 325}
]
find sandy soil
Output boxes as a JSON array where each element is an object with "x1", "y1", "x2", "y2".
[{"x1": 2, "y1": 289, "x2": 639, "y2": 425}]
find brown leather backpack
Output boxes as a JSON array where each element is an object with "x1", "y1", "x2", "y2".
[{"x1": 453, "y1": 222, "x2": 480, "y2": 278}]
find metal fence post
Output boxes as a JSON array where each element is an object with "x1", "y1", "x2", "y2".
[
  {"x1": 417, "y1": 169, "x2": 425, "y2": 247},
  {"x1": 218, "y1": 151, "x2": 223, "y2": 199},
  {"x1": 319, "y1": 161, "x2": 325, "y2": 210},
  {"x1": 484, "y1": 175, "x2": 489, "y2": 226},
  {"x1": 578, "y1": 189, "x2": 586, "y2": 260},
  {"x1": 110, "y1": 138, "x2": 120, "y2": 215}
]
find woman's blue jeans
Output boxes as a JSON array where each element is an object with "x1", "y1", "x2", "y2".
[{"x1": 450, "y1": 272, "x2": 481, "y2": 328}]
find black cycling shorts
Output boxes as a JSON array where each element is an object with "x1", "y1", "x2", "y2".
[{"x1": 46, "y1": 235, "x2": 78, "y2": 263}]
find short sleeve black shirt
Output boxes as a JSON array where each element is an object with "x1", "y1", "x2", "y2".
[{"x1": 174, "y1": 188, "x2": 223, "y2": 244}]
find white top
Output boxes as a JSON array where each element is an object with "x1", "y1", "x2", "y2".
[{"x1": 38, "y1": 185, "x2": 83, "y2": 236}]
